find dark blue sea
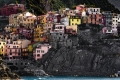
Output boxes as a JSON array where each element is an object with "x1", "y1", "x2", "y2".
[{"x1": 21, "y1": 76, "x2": 120, "y2": 80}]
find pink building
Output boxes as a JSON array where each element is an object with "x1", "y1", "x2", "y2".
[
  {"x1": 102, "y1": 27, "x2": 107, "y2": 34},
  {"x1": 4, "y1": 39, "x2": 31, "y2": 60},
  {"x1": 4, "y1": 44, "x2": 21, "y2": 60},
  {"x1": 17, "y1": 26, "x2": 34, "y2": 42},
  {"x1": 33, "y1": 44, "x2": 51, "y2": 60},
  {"x1": 88, "y1": 14, "x2": 102, "y2": 25}
]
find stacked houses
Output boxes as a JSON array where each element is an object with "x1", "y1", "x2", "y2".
[
  {"x1": 0, "y1": 3, "x2": 120, "y2": 63},
  {"x1": 0, "y1": 3, "x2": 25, "y2": 16}
]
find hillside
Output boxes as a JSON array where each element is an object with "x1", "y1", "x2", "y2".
[
  {"x1": 0, "y1": 0, "x2": 119, "y2": 15},
  {"x1": 22, "y1": 0, "x2": 120, "y2": 15}
]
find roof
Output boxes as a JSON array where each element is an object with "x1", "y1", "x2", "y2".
[{"x1": 29, "y1": 41, "x2": 40, "y2": 45}]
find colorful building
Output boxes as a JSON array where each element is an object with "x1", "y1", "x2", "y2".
[
  {"x1": 87, "y1": 8, "x2": 100, "y2": 14},
  {"x1": 52, "y1": 24, "x2": 65, "y2": 33},
  {"x1": 0, "y1": 40, "x2": 6, "y2": 56},
  {"x1": 102, "y1": 11, "x2": 113, "y2": 26},
  {"x1": 33, "y1": 44, "x2": 51, "y2": 60},
  {"x1": 5, "y1": 44, "x2": 21, "y2": 60},
  {"x1": 43, "y1": 23, "x2": 53, "y2": 33},
  {"x1": 69, "y1": 16, "x2": 81, "y2": 26},
  {"x1": 17, "y1": 12, "x2": 36, "y2": 28},
  {"x1": 34, "y1": 24, "x2": 44, "y2": 42},
  {"x1": 0, "y1": 4, "x2": 25, "y2": 16},
  {"x1": 66, "y1": 25, "x2": 78, "y2": 33},
  {"x1": 4, "y1": 25, "x2": 12, "y2": 33},
  {"x1": 88, "y1": 14, "x2": 102, "y2": 25},
  {"x1": 39, "y1": 15, "x2": 46, "y2": 24},
  {"x1": 76, "y1": 4, "x2": 86, "y2": 11},
  {"x1": 112, "y1": 14, "x2": 119, "y2": 27}
]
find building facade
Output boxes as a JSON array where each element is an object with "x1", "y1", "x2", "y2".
[
  {"x1": 69, "y1": 16, "x2": 81, "y2": 26},
  {"x1": 33, "y1": 44, "x2": 51, "y2": 60}
]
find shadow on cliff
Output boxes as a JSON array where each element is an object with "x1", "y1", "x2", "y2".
[{"x1": 37, "y1": 24, "x2": 120, "y2": 76}]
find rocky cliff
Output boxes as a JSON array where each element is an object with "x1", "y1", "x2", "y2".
[
  {"x1": 37, "y1": 24, "x2": 120, "y2": 76},
  {"x1": 0, "y1": 57, "x2": 20, "y2": 79}
]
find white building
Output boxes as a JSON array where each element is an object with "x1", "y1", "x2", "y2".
[
  {"x1": 112, "y1": 14, "x2": 119, "y2": 27},
  {"x1": 51, "y1": 24, "x2": 65, "y2": 33},
  {"x1": 87, "y1": 8, "x2": 100, "y2": 14}
]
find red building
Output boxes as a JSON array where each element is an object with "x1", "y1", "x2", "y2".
[{"x1": 0, "y1": 4, "x2": 25, "y2": 16}]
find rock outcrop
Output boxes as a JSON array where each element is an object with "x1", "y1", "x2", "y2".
[
  {"x1": 0, "y1": 57, "x2": 20, "y2": 79},
  {"x1": 38, "y1": 24, "x2": 120, "y2": 76}
]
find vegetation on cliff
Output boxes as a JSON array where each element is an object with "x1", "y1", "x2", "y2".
[{"x1": 14, "y1": 0, "x2": 120, "y2": 15}]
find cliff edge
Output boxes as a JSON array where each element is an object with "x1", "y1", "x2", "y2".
[
  {"x1": 38, "y1": 24, "x2": 120, "y2": 76},
  {"x1": 0, "y1": 57, "x2": 20, "y2": 79}
]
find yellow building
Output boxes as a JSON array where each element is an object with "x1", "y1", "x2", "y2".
[
  {"x1": 0, "y1": 41, "x2": 6, "y2": 56},
  {"x1": 39, "y1": 15, "x2": 46, "y2": 24},
  {"x1": 12, "y1": 27, "x2": 17, "y2": 32},
  {"x1": 69, "y1": 16, "x2": 81, "y2": 26},
  {"x1": 28, "y1": 42, "x2": 40, "y2": 54},
  {"x1": 34, "y1": 24, "x2": 44, "y2": 42},
  {"x1": 17, "y1": 12, "x2": 37, "y2": 28},
  {"x1": 81, "y1": 16, "x2": 88, "y2": 24},
  {"x1": 28, "y1": 44, "x2": 33, "y2": 53}
]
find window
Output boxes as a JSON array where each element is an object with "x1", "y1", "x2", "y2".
[
  {"x1": 41, "y1": 50, "x2": 44, "y2": 53},
  {"x1": 37, "y1": 54, "x2": 40, "y2": 57},
  {"x1": 10, "y1": 53, "x2": 12, "y2": 55},
  {"x1": 13, "y1": 57, "x2": 15, "y2": 59},
  {"x1": 18, "y1": 53, "x2": 20, "y2": 55},
  {"x1": 37, "y1": 50, "x2": 40, "y2": 53},
  {"x1": 13, "y1": 46, "x2": 16, "y2": 48},
  {"x1": 10, "y1": 48, "x2": 12, "y2": 52},
  {"x1": 60, "y1": 27, "x2": 62, "y2": 29}
]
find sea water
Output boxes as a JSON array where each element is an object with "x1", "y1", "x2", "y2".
[{"x1": 21, "y1": 76, "x2": 120, "y2": 80}]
